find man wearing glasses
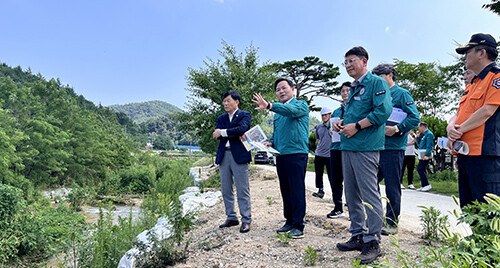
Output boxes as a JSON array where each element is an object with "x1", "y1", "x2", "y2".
[
  {"x1": 332, "y1": 47, "x2": 392, "y2": 264},
  {"x1": 253, "y1": 78, "x2": 309, "y2": 239},
  {"x1": 447, "y1": 33, "x2": 500, "y2": 208}
]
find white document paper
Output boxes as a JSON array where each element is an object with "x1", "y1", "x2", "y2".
[
  {"x1": 241, "y1": 125, "x2": 280, "y2": 154},
  {"x1": 330, "y1": 117, "x2": 341, "y2": 143},
  {"x1": 387, "y1": 107, "x2": 407, "y2": 126},
  {"x1": 436, "y1": 137, "x2": 469, "y2": 155},
  {"x1": 417, "y1": 149, "x2": 428, "y2": 160}
]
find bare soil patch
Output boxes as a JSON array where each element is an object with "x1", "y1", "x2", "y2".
[{"x1": 174, "y1": 167, "x2": 429, "y2": 267}]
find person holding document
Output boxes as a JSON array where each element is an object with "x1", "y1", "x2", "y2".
[
  {"x1": 213, "y1": 90, "x2": 252, "y2": 233},
  {"x1": 252, "y1": 77, "x2": 309, "y2": 239},
  {"x1": 448, "y1": 33, "x2": 500, "y2": 208},
  {"x1": 372, "y1": 64, "x2": 420, "y2": 235},
  {"x1": 327, "y1": 81, "x2": 351, "y2": 219}
]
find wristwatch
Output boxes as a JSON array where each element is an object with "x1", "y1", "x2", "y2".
[
  {"x1": 355, "y1": 122, "x2": 362, "y2": 130},
  {"x1": 394, "y1": 125, "x2": 400, "y2": 134}
]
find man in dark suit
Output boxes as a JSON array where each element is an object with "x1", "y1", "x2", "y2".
[{"x1": 213, "y1": 90, "x2": 252, "y2": 233}]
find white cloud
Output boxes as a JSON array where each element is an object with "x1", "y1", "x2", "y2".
[
  {"x1": 215, "y1": 0, "x2": 224, "y2": 3},
  {"x1": 385, "y1": 26, "x2": 390, "y2": 32}
]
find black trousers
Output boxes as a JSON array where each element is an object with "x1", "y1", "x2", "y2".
[
  {"x1": 457, "y1": 155, "x2": 500, "y2": 208},
  {"x1": 314, "y1": 155, "x2": 331, "y2": 189},
  {"x1": 401, "y1": 155, "x2": 415, "y2": 185},
  {"x1": 276, "y1": 153, "x2": 308, "y2": 231},
  {"x1": 417, "y1": 160, "x2": 430, "y2": 187},
  {"x1": 329, "y1": 150, "x2": 344, "y2": 212}
]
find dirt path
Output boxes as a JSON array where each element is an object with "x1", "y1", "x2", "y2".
[{"x1": 174, "y1": 167, "x2": 430, "y2": 267}]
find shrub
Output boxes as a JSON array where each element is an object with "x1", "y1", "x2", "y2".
[
  {"x1": 76, "y1": 204, "x2": 143, "y2": 268},
  {"x1": 98, "y1": 171, "x2": 122, "y2": 195},
  {"x1": 199, "y1": 172, "x2": 221, "y2": 192},
  {"x1": 0, "y1": 184, "x2": 25, "y2": 221},
  {"x1": 66, "y1": 183, "x2": 89, "y2": 211},
  {"x1": 0, "y1": 193, "x2": 85, "y2": 266},
  {"x1": 380, "y1": 194, "x2": 500, "y2": 267},
  {"x1": 119, "y1": 166, "x2": 156, "y2": 194},
  {"x1": 418, "y1": 205, "x2": 449, "y2": 241},
  {"x1": 428, "y1": 169, "x2": 457, "y2": 182}
]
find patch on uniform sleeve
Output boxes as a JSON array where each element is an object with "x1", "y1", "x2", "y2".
[
  {"x1": 493, "y1": 78, "x2": 500, "y2": 89},
  {"x1": 375, "y1": 90, "x2": 386, "y2": 96},
  {"x1": 406, "y1": 101, "x2": 414, "y2": 105}
]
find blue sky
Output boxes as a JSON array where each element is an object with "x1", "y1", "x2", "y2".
[{"x1": 1, "y1": 0, "x2": 499, "y2": 118}]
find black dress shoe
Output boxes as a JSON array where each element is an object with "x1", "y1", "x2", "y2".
[
  {"x1": 240, "y1": 222, "x2": 251, "y2": 233},
  {"x1": 219, "y1": 219, "x2": 239, "y2": 228},
  {"x1": 312, "y1": 190, "x2": 325, "y2": 198}
]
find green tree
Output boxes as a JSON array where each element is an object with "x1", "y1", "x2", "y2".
[
  {"x1": 153, "y1": 135, "x2": 174, "y2": 150},
  {"x1": 272, "y1": 56, "x2": 341, "y2": 110},
  {"x1": 19, "y1": 115, "x2": 71, "y2": 186},
  {"x1": 420, "y1": 115, "x2": 447, "y2": 139},
  {"x1": 182, "y1": 41, "x2": 277, "y2": 154},
  {"x1": 0, "y1": 108, "x2": 23, "y2": 183},
  {"x1": 394, "y1": 59, "x2": 462, "y2": 117},
  {"x1": 483, "y1": 0, "x2": 500, "y2": 15}
]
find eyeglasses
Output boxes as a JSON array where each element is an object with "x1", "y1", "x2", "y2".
[{"x1": 342, "y1": 57, "x2": 360, "y2": 67}]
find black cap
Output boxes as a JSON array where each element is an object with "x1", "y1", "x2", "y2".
[{"x1": 456, "y1": 33, "x2": 497, "y2": 54}]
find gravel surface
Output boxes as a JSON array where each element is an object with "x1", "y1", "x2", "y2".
[{"x1": 174, "y1": 166, "x2": 431, "y2": 268}]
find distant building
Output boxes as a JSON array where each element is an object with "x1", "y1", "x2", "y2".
[{"x1": 145, "y1": 143, "x2": 153, "y2": 150}]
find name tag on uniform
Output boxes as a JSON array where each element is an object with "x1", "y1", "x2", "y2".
[{"x1": 354, "y1": 96, "x2": 361, "y2": 101}]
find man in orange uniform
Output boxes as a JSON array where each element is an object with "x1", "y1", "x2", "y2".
[{"x1": 447, "y1": 33, "x2": 500, "y2": 208}]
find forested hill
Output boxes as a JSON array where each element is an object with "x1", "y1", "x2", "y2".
[
  {"x1": 109, "y1": 100, "x2": 183, "y2": 123},
  {"x1": 0, "y1": 61, "x2": 138, "y2": 187}
]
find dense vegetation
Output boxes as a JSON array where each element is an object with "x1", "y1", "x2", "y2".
[
  {"x1": 0, "y1": 62, "x2": 138, "y2": 187},
  {"x1": 0, "y1": 62, "x2": 200, "y2": 266}
]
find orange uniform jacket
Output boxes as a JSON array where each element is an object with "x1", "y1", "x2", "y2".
[{"x1": 456, "y1": 63, "x2": 500, "y2": 156}]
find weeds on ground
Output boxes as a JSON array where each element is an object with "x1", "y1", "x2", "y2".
[
  {"x1": 266, "y1": 196, "x2": 273, "y2": 205},
  {"x1": 378, "y1": 194, "x2": 500, "y2": 267},
  {"x1": 276, "y1": 233, "x2": 293, "y2": 246},
  {"x1": 199, "y1": 172, "x2": 221, "y2": 192},
  {"x1": 418, "y1": 205, "x2": 449, "y2": 241},
  {"x1": 303, "y1": 245, "x2": 318, "y2": 266},
  {"x1": 73, "y1": 203, "x2": 141, "y2": 268},
  {"x1": 197, "y1": 232, "x2": 226, "y2": 251}
]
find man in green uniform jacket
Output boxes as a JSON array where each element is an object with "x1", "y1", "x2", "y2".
[
  {"x1": 372, "y1": 63, "x2": 420, "y2": 236},
  {"x1": 416, "y1": 122, "x2": 434, "y2": 191},
  {"x1": 333, "y1": 46, "x2": 392, "y2": 265},
  {"x1": 252, "y1": 78, "x2": 309, "y2": 239}
]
